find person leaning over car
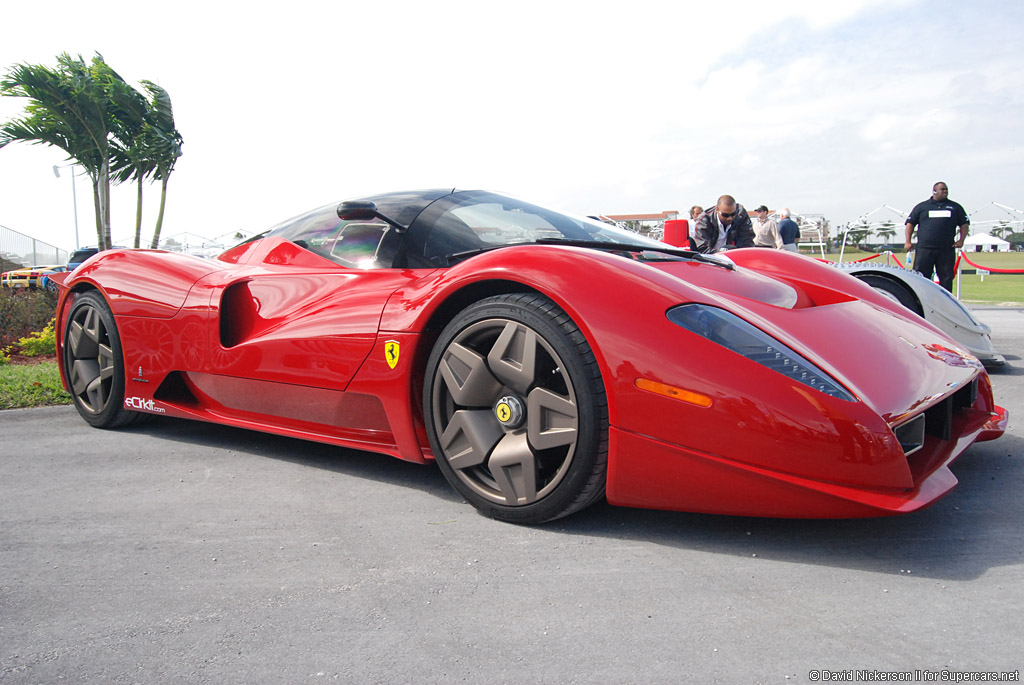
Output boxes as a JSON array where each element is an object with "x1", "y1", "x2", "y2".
[
  {"x1": 904, "y1": 181, "x2": 969, "y2": 292},
  {"x1": 694, "y1": 195, "x2": 755, "y2": 253},
  {"x1": 753, "y1": 205, "x2": 784, "y2": 249}
]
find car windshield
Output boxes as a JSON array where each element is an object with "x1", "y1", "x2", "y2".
[
  {"x1": 263, "y1": 190, "x2": 672, "y2": 269},
  {"x1": 69, "y1": 250, "x2": 96, "y2": 264},
  {"x1": 414, "y1": 191, "x2": 666, "y2": 266}
]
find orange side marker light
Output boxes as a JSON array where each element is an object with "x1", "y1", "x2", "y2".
[{"x1": 635, "y1": 378, "x2": 713, "y2": 408}]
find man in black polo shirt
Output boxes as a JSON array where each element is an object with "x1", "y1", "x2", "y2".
[{"x1": 904, "y1": 181, "x2": 969, "y2": 292}]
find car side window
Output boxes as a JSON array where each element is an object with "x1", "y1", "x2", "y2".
[
  {"x1": 261, "y1": 202, "x2": 400, "y2": 269},
  {"x1": 328, "y1": 223, "x2": 390, "y2": 269}
]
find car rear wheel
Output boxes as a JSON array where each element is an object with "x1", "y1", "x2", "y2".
[
  {"x1": 854, "y1": 274, "x2": 924, "y2": 316},
  {"x1": 424, "y1": 293, "x2": 608, "y2": 524},
  {"x1": 63, "y1": 290, "x2": 148, "y2": 428}
]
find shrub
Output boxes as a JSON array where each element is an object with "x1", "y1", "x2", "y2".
[
  {"x1": 0, "y1": 288, "x2": 57, "y2": 348},
  {"x1": 16, "y1": 319, "x2": 57, "y2": 356}
]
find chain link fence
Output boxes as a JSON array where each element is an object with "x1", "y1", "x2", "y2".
[{"x1": 0, "y1": 224, "x2": 69, "y2": 272}]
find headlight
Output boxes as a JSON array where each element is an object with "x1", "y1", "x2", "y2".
[{"x1": 667, "y1": 304, "x2": 855, "y2": 401}]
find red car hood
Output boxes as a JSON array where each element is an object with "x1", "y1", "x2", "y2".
[{"x1": 645, "y1": 258, "x2": 982, "y2": 424}]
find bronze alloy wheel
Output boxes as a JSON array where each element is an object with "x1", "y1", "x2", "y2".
[
  {"x1": 63, "y1": 290, "x2": 145, "y2": 428},
  {"x1": 425, "y1": 293, "x2": 607, "y2": 524}
]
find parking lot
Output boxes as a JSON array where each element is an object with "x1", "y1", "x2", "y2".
[{"x1": 1, "y1": 308, "x2": 1021, "y2": 684}]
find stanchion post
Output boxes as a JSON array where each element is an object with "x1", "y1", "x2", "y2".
[{"x1": 955, "y1": 248, "x2": 962, "y2": 299}]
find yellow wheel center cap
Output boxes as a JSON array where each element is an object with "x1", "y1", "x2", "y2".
[{"x1": 494, "y1": 395, "x2": 525, "y2": 428}]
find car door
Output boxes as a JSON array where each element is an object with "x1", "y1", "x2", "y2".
[{"x1": 206, "y1": 235, "x2": 423, "y2": 391}]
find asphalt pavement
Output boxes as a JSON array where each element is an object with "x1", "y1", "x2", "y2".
[{"x1": 1, "y1": 308, "x2": 1021, "y2": 684}]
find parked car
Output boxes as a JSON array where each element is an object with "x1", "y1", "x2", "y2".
[
  {"x1": 67, "y1": 246, "x2": 127, "y2": 272},
  {"x1": 835, "y1": 262, "x2": 1005, "y2": 368},
  {"x1": 54, "y1": 189, "x2": 1007, "y2": 524},
  {"x1": 3, "y1": 264, "x2": 64, "y2": 289},
  {"x1": 39, "y1": 267, "x2": 69, "y2": 293}
]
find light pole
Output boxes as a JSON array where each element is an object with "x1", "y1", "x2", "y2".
[{"x1": 52, "y1": 163, "x2": 82, "y2": 250}]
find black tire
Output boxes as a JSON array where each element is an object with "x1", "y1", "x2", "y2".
[
  {"x1": 424, "y1": 293, "x2": 608, "y2": 524},
  {"x1": 63, "y1": 290, "x2": 149, "y2": 428},
  {"x1": 855, "y1": 274, "x2": 924, "y2": 316}
]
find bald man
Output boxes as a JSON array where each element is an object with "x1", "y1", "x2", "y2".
[
  {"x1": 693, "y1": 195, "x2": 755, "y2": 253},
  {"x1": 905, "y1": 182, "x2": 969, "y2": 292}
]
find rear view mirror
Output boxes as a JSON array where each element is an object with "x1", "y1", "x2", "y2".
[
  {"x1": 337, "y1": 200, "x2": 409, "y2": 233},
  {"x1": 337, "y1": 201, "x2": 379, "y2": 221}
]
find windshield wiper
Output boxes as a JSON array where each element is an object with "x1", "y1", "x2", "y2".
[
  {"x1": 447, "y1": 239, "x2": 734, "y2": 269},
  {"x1": 445, "y1": 242, "x2": 531, "y2": 266},
  {"x1": 532, "y1": 238, "x2": 735, "y2": 269}
]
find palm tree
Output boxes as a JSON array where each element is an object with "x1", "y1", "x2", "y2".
[
  {"x1": 104, "y1": 63, "x2": 153, "y2": 248},
  {"x1": 844, "y1": 221, "x2": 872, "y2": 250},
  {"x1": 876, "y1": 220, "x2": 897, "y2": 245},
  {"x1": 140, "y1": 80, "x2": 183, "y2": 249},
  {"x1": 0, "y1": 53, "x2": 117, "y2": 250}
]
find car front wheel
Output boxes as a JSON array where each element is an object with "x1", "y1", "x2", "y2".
[
  {"x1": 424, "y1": 293, "x2": 608, "y2": 524},
  {"x1": 63, "y1": 290, "x2": 148, "y2": 428}
]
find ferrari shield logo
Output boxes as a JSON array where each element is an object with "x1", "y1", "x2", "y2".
[
  {"x1": 384, "y1": 340, "x2": 400, "y2": 369},
  {"x1": 495, "y1": 400, "x2": 512, "y2": 423}
]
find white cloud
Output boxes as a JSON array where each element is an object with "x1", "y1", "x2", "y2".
[{"x1": 2, "y1": 0, "x2": 1023, "y2": 252}]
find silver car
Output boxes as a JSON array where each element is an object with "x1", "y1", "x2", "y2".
[{"x1": 837, "y1": 262, "x2": 1005, "y2": 368}]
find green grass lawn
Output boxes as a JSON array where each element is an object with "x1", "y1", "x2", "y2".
[
  {"x1": 956, "y1": 273, "x2": 1024, "y2": 305},
  {"x1": 809, "y1": 249, "x2": 1024, "y2": 305},
  {"x1": 0, "y1": 361, "x2": 71, "y2": 409}
]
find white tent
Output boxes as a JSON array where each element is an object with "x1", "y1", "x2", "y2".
[{"x1": 964, "y1": 233, "x2": 1011, "y2": 252}]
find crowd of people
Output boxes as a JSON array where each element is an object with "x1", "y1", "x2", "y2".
[
  {"x1": 685, "y1": 181, "x2": 968, "y2": 293},
  {"x1": 686, "y1": 196, "x2": 800, "y2": 254}
]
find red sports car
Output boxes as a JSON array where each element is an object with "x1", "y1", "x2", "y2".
[{"x1": 53, "y1": 190, "x2": 1007, "y2": 524}]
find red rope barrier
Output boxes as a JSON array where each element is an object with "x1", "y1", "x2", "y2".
[
  {"x1": 890, "y1": 254, "x2": 906, "y2": 268},
  {"x1": 959, "y1": 251, "x2": 1024, "y2": 274},
  {"x1": 851, "y1": 253, "x2": 882, "y2": 263}
]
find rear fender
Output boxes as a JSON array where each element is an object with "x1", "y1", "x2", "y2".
[{"x1": 66, "y1": 250, "x2": 227, "y2": 318}]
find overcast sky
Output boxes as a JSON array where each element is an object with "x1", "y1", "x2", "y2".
[{"x1": 2, "y1": 0, "x2": 1023, "y2": 253}]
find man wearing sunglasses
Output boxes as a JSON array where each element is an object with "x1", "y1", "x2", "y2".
[{"x1": 694, "y1": 195, "x2": 755, "y2": 253}]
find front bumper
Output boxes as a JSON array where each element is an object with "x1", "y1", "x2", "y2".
[{"x1": 605, "y1": 403, "x2": 1006, "y2": 518}]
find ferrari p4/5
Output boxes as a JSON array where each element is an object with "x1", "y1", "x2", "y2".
[{"x1": 54, "y1": 190, "x2": 1008, "y2": 524}]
